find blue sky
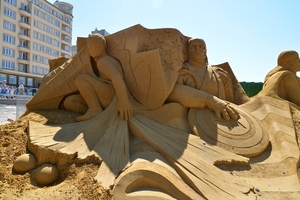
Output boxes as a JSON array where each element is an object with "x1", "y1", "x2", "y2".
[{"x1": 51, "y1": 0, "x2": 300, "y2": 82}]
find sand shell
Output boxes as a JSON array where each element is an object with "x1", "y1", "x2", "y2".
[
  {"x1": 35, "y1": 163, "x2": 59, "y2": 186},
  {"x1": 13, "y1": 153, "x2": 37, "y2": 173}
]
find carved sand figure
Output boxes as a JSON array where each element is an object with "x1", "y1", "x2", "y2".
[
  {"x1": 11, "y1": 25, "x2": 300, "y2": 199},
  {"x1": 168, "y1": 38, "x2": 238, "y2": 121},
  {"x1": 63, "y1": 33, "x2": 133, "y2": 121},
  {"x1": 258, "y1": 50, "x2": 300, "y2": 106}
]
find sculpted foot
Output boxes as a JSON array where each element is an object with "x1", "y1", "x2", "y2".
[{"x1": 76, "y1": 109, "x2": 102, "y2": 122}]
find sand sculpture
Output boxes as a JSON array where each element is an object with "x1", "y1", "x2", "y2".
[{"x1": 13, "y1": 24, "x2": 300, "y2": 199}]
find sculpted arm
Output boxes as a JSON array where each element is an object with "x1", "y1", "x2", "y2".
[
  {"x1": 98, "y1": 58, "x2": 132, "y2": 120},
  {"x1": 168, "y1": 83, "x2": 238, "y2": 120}
]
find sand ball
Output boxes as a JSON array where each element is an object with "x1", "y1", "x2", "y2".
[
  {"x1": 35, "y1": 163, "x2": 59, "y2": 186},
  {"x1": 13, "y1": 153, "x2": 37, "y2": 173}
]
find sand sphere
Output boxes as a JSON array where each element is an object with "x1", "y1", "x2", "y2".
[
  {"x1": 13, "y1": 153, "x2": 37, "y2": 173},
  {"x1": 35, "y1": 163, "x2": 59, "y2": 186}
]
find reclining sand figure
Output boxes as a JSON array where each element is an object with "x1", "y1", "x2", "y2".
[{"x1": 258, "y1": 50, "x2": 300, "y2": 106}]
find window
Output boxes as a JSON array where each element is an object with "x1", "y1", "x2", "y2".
[
  {"x1": 3, "y1": 34, "x2": 15, "y2": 44},
  {"x1": 53, "y1": 50, "x2": 59, "y2": 57},
  {"x1": 53, "y1": 40, "x2": 59, "y2": 47},
  {"x1": 34, "y1": 8, "x2": 39, "y2": 16},
  {"x1": 2, "y1": 47, "x2": 15, "y2": 57},
  {"x1": 46, "y1": 48, "x2": 52, "y2": 55},
  {"x1": 40, "y1": 34, "x2": 44, "y2": 41},
  {"x1": 33, "y1": 31, "x2": 38, "y2": 39},
  {"x1": 0, "y1": 74, "x2": 7, "y2": 82},
  {"x1": 18, "y1": 77, "x2": 26, "y2": 85},
  {"x1": 4, "y1": 7, "x2": 16, "y2": 19},
  {"x1": 32, "y1": 66, "x2": 37, "y2": 73},
  {"x1": 33, "y1": 43, "x2": 38, "y2": 50},
  {"x1": 45, "y1": 58, "x2": 49, "y2": 65},
  {"x1": 39, "y1": 67, "x2": 43, "y2": 74},
  {"x1": 40, "y1": 56, "x2": 44, "y2": 63},
  {"x1": 45, "y1": 69, "x2": 49, "y2": 74},
  {"x1": 27, "y1": 78, "x2": 33, "y2": 86},
  {"x1": 3, "y1": 20, "x2": 16, "y2": 31},
  {"x1": 54, "y1": 20, "x2": 60, "y2": 27},
  {"x1": 8, "y1": 75, "x2": 16, "y2": 84},
  {"x1": 34, "y1": 20, "x2": 38, "y2": 27},
  {"x1": 19, "y1": 52, "x2": 28, "y2": 60},
  {"x1": 40, "y1": 23, "x2": 44, "y2": 30},
  {"x1": 20, "y1": 3, "x2": 29, "y2": 12},
  {"x1": 20, "y1": 16, "x2": 29, "y2": 24},
  {"x1": 40, "y1": 45, "x2": 44, "y2": 52},
  {"x1": 54, "y1": 30, "x2": 60, "y2": 37},
  {"x1": 46, "y1": 37, "x2": 52, "y2": 44},
  {"x1": 5, "y1": 0, "x2": 16, "y2": 6},
  {"x1": 47, "y1": 16, "x2": 52, "y2": 23},
  {"x1": 19, "y1": 40, "x2": 28, "y2": 48},
  {"x1": 2, "y1": 60, "x2": 14, "y2": 70},
  {"x1": 41, "y1": 12, "x2": 45, "y2": 19},
  {"x1": 32, "y1": 54, "x2": 37, "y2": 62},
  {"x1": 46, "y1": 26, "x2": 52, "y2": 33},
  {"x1": 18, "y1": 64, "x2": 27, "y2": 72},
  {"x1": 20, "y1": 28, "x2": 29, "y2": 36}
]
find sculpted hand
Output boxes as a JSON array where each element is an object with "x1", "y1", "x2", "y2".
[
  {"x1": 115, "y1": 100, "x2": 133, "y2": 121},
  {"x1": 205, "y1": 95, "x2": 239, "y2": 121}
]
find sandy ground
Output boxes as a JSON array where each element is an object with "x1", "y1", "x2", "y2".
[
  {"x1": 0, "y1": 109, "x2": 114, "y2": 200},
  {"x1": 1, "y1": 106, "x2": 300, "y2": 200}
]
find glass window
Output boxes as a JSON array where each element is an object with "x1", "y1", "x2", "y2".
[
  {"x1": 2, "y1": 60, "x2": 14, "y2": 70},
  {"x1": 0, "y1": 74, "x2": 7, "y2": 82},
  {"x1": 33, "y1": 43, "x2": 38, "y2": 50},
  {"x1": 3, "y1": 34, "x2": 15, "y2": 44},
  {"x1": 18, "y1": 64, "x2": 27, "y2": 72},
  {"x1": 32, "y1": 66, "x2": 37, "y2": 73},
  {"x1": 18, "y1": 77, "x2": 26, "y2": 85},
  {"x1": 40, "y1": 45, "x2": 44, "y2": 52},
  {"x1": 34, "y1": 8, "x2": 39, "y2": 16},
  {"x1": 4, "y1": 7, "x2": 16, "y2": 19},
  {"x1": 4, "y1": 0, "x2": 16, "y2": 6},
  {"x1": 40, "y1": 34, "x2": 44, "y2": 41},
  {"x1": 33, "y1": 31, "x2": 38, "y2": 39},
  {"x1": 3, "y1": 20, "x2": 16, "y2": 31},
  {"x1": 32, "y1": 54, "x2": 37, "y2": 61},
  {"x1": 27, "y1": 78, "x2": 33, "y2": 86},
  {"x1": 2, "y1": 47, "x2": 15, "y2": 57},
  {"x1": 8, "y1": 75, "x2": 16, "y2": 84}
]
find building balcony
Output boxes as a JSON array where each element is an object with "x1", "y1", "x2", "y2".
[
  {"x1": 19, "y1": 8, "x2": 31, "y2": 17},
  {"x1": 61, "y1": 38, "x2": 71, "y2": 45},
  {"x1": 17, "y1": 46, "x2": 30, "y2": 52},
  {"x1": 18, "y1": 21, "x2": 31, "y2": 29},
  {"x1": 18, "y1": 58, "x2": 30, "y2": 65},
  {"x1": 18, "y1": 33, "x2": 30, "y2": 40}
]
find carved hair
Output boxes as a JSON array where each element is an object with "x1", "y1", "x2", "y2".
[{"x1": 87, "y1": 33, "x2": 106, "y2": 46}]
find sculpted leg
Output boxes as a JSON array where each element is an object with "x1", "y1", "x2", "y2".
[
  {"x1": 64, "y1": 94, "x2": 88, "y2": 113},
  {"x1": 75, "y1": 74, "x2": 103, "y2": 121}
]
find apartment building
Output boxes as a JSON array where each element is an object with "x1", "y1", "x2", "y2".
[{"x1": 0, "y1": 0, "x2": 73, "y2": 89}]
